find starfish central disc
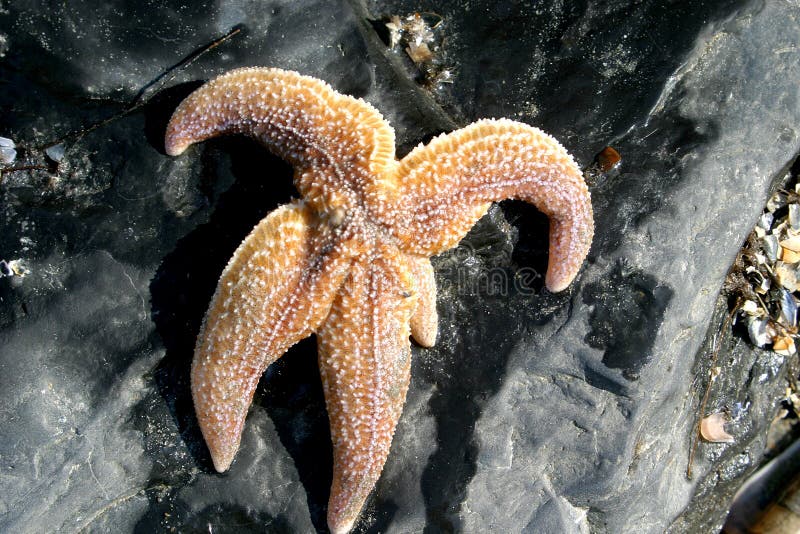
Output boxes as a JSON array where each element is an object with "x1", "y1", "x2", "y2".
[{"x1": 165, "y1": 66, "x2": 593, "y2": 534}]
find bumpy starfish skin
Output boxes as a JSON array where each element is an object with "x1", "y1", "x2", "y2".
[{"x1": 165, "y1": 67, "x2": 593, "y2": 534}]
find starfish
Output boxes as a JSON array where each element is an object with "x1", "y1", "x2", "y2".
[{"x1": 165, "y1": 67, "x2": 593, "y2": 534}]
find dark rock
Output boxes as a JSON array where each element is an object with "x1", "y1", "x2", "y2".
[{"x1": 0, "y1": 0, "x2": 797, "y2": 532}]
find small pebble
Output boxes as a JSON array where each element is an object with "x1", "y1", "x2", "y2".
[{"x1": 595, "y1": 146, "x2": 621, "y2": 172}]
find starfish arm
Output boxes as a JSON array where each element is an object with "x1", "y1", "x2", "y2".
[
  {"x1": 407, "y1": 254, "x2": 438, "y2": 347},
  {"x1": 164, "y1": 67, "x2": 397, "y2": 211},
  {"x1": 316, "y1": 244, "x2": 417, "y2": 534},
  {"x1": 386, "y1": 118, "x2": 593, "y2": 292},
  {"x1": 192, "y1": 201, "x2": 358, "y2": 472}
]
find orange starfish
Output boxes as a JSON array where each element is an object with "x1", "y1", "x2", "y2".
[{"x1": 165, "y1": 67, "x2": 593, "y2": 534}]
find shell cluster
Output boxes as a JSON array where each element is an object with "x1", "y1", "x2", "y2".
[
  {"x1": 384, "y1": 12, "x2": 453, "y2": 89},
  {"x1": 730, "y1": 180, "x2": 800, "y2": 356}
]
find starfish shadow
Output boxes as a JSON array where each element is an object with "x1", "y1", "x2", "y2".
[
  {"x1": 254, "y1": 337, "x2": 336, "y2": 532},
  {"x1": 415, "y1": 203, "x2": 562, "y2": 532},
  {"x1": 147, "y1": 129, "x2": 335, "y2": 530}
]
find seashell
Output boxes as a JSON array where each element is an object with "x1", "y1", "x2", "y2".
[
  {"x1": 767, "y1": 193, "x2": 788, "y2": 213},
  {"x1": 757, "y1": 212, "x2": 774, "y2": 231},
  {"x1": 746, "y1": 316, "x2": 771, "y2": 347},
  {"x1": 780, "y1": 248, "x2": 800, "y2": 264},
  {"x1": 779, "y1": 288, "x2": 798, "y2": 327},
  {"x1": 775, "y1": 263, "x2": 797, "y2": 291},
  {"x1": 406, "y1": 42, "x2": 433, "y2": 63},
  {"x1": 749, "y1": 269, "x2": 770, "y2": 293},
  {"x1": 0, "y1": 136, "x2": 15, "y2": 164},
  {"x1": 773, "y1": 335, "x2": 796, "y2": 356},
  {"x1": 385, "y1": 16, "x2": 403, "y2": 48},
  {"x1": 45, "y1": 143, "x2": 65, "y2": 163},
  {"x1": 790, "y1": 204, "x2": 800, "y2": 230},
  {"x1": 740, "y1": 299, "x2": 761, "y2": 316},
  {"x1": 0, "y1": 146, "x2": 15, "y2": 164},
  {"x1": 780, "y1": 235, "x2": 800, "y2": 252},
  {"x1": 595, "y1": 146, "x2": 621, "y2": 172},
  {"x1": 760, "y1": 276, "x2": 771, "y2": 293},
  {"x1": 762, "y1": 234, "x2": 779, "y2": 261},
  {"x1": 700, "y1": 412, "x2": 734, "y2": 443}
]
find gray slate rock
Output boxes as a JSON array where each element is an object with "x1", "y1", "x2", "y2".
[{"x1": 0, "y1": 0, "x2": 796, "y2": 532}]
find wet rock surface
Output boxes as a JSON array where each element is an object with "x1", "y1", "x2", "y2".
[{"x1": 1, "y1": 0, "x2": 798, "y2": 532}]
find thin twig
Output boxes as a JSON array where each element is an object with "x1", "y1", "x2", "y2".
[
  {"x1": 687, "y1": 299, "x2": 741, "y2": 479},
  {"x1": 36, "y1": 25, "x2": 242, "y2": 151},
  {"x1": 132, "y1": 24, "x2": 243, "y2": 107},
  {"x1": 0, "y1": 164, "x2": 50, "y2": 183},
  {"x1": 1, "y1": 164, "x2": 49, "y2": 173},
  {"x1": 1, "y1": 27, "x2": 241, "y2": 183}
]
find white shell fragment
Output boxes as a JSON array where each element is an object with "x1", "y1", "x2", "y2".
[
  {"x1": 767, "y1": 192, "x2": 787, "y2": 213},
  {"x1": 775, "y1": 263, "x2": 797, "y2": 291},
  {"x1": 790, "y1": 204, "x2": 800, "y2": 230},
  {"x1": 745, "y1": 266, "x2": 771, "y2": 293},
  {"x1": 0, "y1": 136, "x2": 16, "y2": 164},
  {"x1": 0, "y1": 146, "x2": 15, "y2": 164},
  {"x1": 746, "y1": 316, "x2": 771, "y2": 347},
  {"x1": 762, "y1": 234, "x2": 779, "y2": 261},
  {"x1": 740, "y1": 299, "x2": 761, "y2": 316},
  {"x1": 700, "y1": 412, "x2": 734, "y2": 443},
  {"x1": 757, "y1": 212, "x2": 774, "y2": 231},
  {"x1": 45, "y1": 143, "x2": 65, "y2": 163},
  {"x1": 779, "y1": 288, "x2": 798, "y2": 327}
]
